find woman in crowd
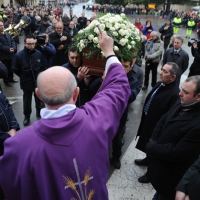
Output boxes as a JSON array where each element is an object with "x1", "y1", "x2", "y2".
[
  {"x1": 142, "y1": 20, "x2": 155, "y2": 39},
  {"x1": 134, "y1": 18, "x2": 143, "y2": 32}
]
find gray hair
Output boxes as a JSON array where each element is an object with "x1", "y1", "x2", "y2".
[
  {"x1": 172, "y1": 34, "x2": 180, "y2": 39},
  {"x1": 36, "y1": 16, "x2": 41, "y2": 20},
  {"x1": 56, "y1": 22, "x2": 64, "y2": 28},
  {"x1": 37, "y1": 72, "x2": 77, "y2": 106},
  {"x1": 150, "y1": 31, "x2": 159, "y2": 37},
  {"x1": 185, "y1": 76, "x2": 200, "y2": 96},
  {"x1": 166, "y1": 62, "x2": 180, "y2": 77},
  {"x1": 174, "y1": 35, "x2": 184, "y2": 43}
]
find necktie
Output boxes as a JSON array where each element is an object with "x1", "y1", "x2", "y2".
[
  {"x1": 174, "y1": 50, "x2": 178, "y2": 55},
  {"x1": 148, "y1": 41, "x2": 154, "y2": 54},
  {"x1": 144, "y1": 84, "x2": 163, "y2": 115},
  {"x1": 70, "y1": 29, "x2": 73, "y2": 36}
]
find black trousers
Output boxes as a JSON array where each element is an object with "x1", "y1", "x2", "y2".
[
  {"x1": 1, "y1": 59, "x2": 13, "y2": 84},
  {"x1": 112, "y1": 106, "x2": 128, "y2": 158},
  {"x1": 144, "y1": 61, "x2": 159, "y2": 87},
  {"x1": 164, "y1": 43, "x2": 169, "y2": 51},
  {"x1": 23, "y1": 28, "x2": 31, "y2": 37},
  {"x1": 23, "y1": 90, "x2": 43, "y2": 117},
  {"x1": 152, "y1": 192, "x2": 173, "y2": 200}
]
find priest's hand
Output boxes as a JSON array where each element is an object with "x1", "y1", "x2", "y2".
[{"x1": 98, "y1": 31, "x2": 115, "y2": 58}]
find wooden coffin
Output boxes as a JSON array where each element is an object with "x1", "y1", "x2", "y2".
[{"x1": 82, "y1": 48, "x2": 106, "y2": 76}]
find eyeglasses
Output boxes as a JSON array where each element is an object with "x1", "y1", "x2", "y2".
[{"x1": 26, "y1": 43, "x2": 36, "y2": 46}]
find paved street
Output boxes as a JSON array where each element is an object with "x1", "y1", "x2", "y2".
[{"x1": 0, "y1": 3, "x2": 196, "y2": 199}]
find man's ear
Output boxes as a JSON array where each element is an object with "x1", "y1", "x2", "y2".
[
  {"x1": 196, "y1": 93, "x2": 200, "y2": 101},
  {"x1": 35, "y1": 88, "x2": 42, "y2": 100},
  {"x1": 171, "y1": 74, "x2": 176, "y2": 82},
  {"x1": 73, "y1": 87, "x2": 80, "y2": 103}
]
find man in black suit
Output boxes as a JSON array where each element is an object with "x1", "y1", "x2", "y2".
[
  {"x1": 38, "y1": 16, "x2": 50, "y2": 33},
  {"x1": 65, "y1": 21, "x2": 78, "y2": 41},
  {"x1": 49, "y1": 22, "x2": 71, "y2": 66},
  {"x1": 135, "y1": 62, "x2": 180, "y2": 183},
  {"x1": 159, "y1": 19, "x2": 173, "y2": 51},
  {"x1": 146, "y1": 75, "x2": 200, "y2": 200},
  {"x1": 21, "y1": 11, "x2": 31, "y2": 37},
  {"x1": 78, "y1": 12, "x2": 87, "y2": 29},
  {"x1": 162, "y1": 35, "x2": 189, "y2": 76},
  {"x1": 73, "y1": 17, "x2": 81, "y2": 30}
]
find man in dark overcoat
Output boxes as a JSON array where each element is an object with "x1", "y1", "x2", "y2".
[
  {"x1": 65, "y1": 21, "x2": 78, "y2": 41},
  {"x1": 49, "y1": 22, "x2": 71, "y2": 66},
  {"x1": 78, "y1": 12, "x2": 87, "y2": 29},
  {"x1": 162, "y1": 35, "x2": 189, "y2": 76},
  {"x1": 146, "y1": 75, "x2": 200, "y2": 200},
  {"x1": 135, "y1": 62, "x2": 180, "y2": 183}
]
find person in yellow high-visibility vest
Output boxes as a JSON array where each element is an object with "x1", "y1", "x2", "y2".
[
  {"x1": 0, "y1": 9, "x2": 7, "y2": 22},
  {"x1": 186, "y1": 18, "x2": 196, "y2": 38},
  {"x1": 173, "y1": 15, "x2": 182, "y2": 34}
]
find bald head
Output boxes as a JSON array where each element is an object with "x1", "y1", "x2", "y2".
[
  {"x1": 56, "y1": 22, "x2": 64, "y2": 33},
  {"x1": 36, "y1": 66, "x2": 77, "y2": 107}
]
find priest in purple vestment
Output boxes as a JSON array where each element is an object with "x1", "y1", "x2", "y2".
[{"x1": 0, "y1": 31, "x2": 130, "y2": 200}]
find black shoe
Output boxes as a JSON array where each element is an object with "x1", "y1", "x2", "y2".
[
  {"x1": 5, "y1": 83, "x2": 12, "y2": 87},
  {"x1": 10, "y1": 79, "x2": 18, "y2": 83},
  {"x1": 23, "y1": 117, "x2": 30, "y2": 126},
  {"x1": 113, "y1": 158, "x2": 121, "y2": 169},
  {"x1": 142, "y1": 85, "x2": 148, "y2": 90},
  {"x1": 135, "y1": 157, "x2": 149, "y2": 166},
  {"x1": 138, "y1": 174, "x2": 150, "y2": 183}
]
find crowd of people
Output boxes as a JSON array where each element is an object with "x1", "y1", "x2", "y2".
[
  {"x1": 96, "y1": 4, "x2": 200, "y2": 39},
  {"x1": 0, "y1": 2, "x2": 199, "y2": 200}
]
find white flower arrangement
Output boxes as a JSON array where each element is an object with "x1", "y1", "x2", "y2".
[{"x1": 73, "y1": 13, "x2": 141, "y2": 61}]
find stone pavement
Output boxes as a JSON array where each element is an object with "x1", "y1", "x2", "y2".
[
  {"x1": 107, "y1": 139, "x2": 155, "y2": 200},
  {"x1": 106, "y1": 60, "x2": 156, "y2": 200}
]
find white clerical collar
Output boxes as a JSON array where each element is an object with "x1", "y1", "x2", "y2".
[{"x1": 41, "y1": 104, "x2": 76, "y2": 119}]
